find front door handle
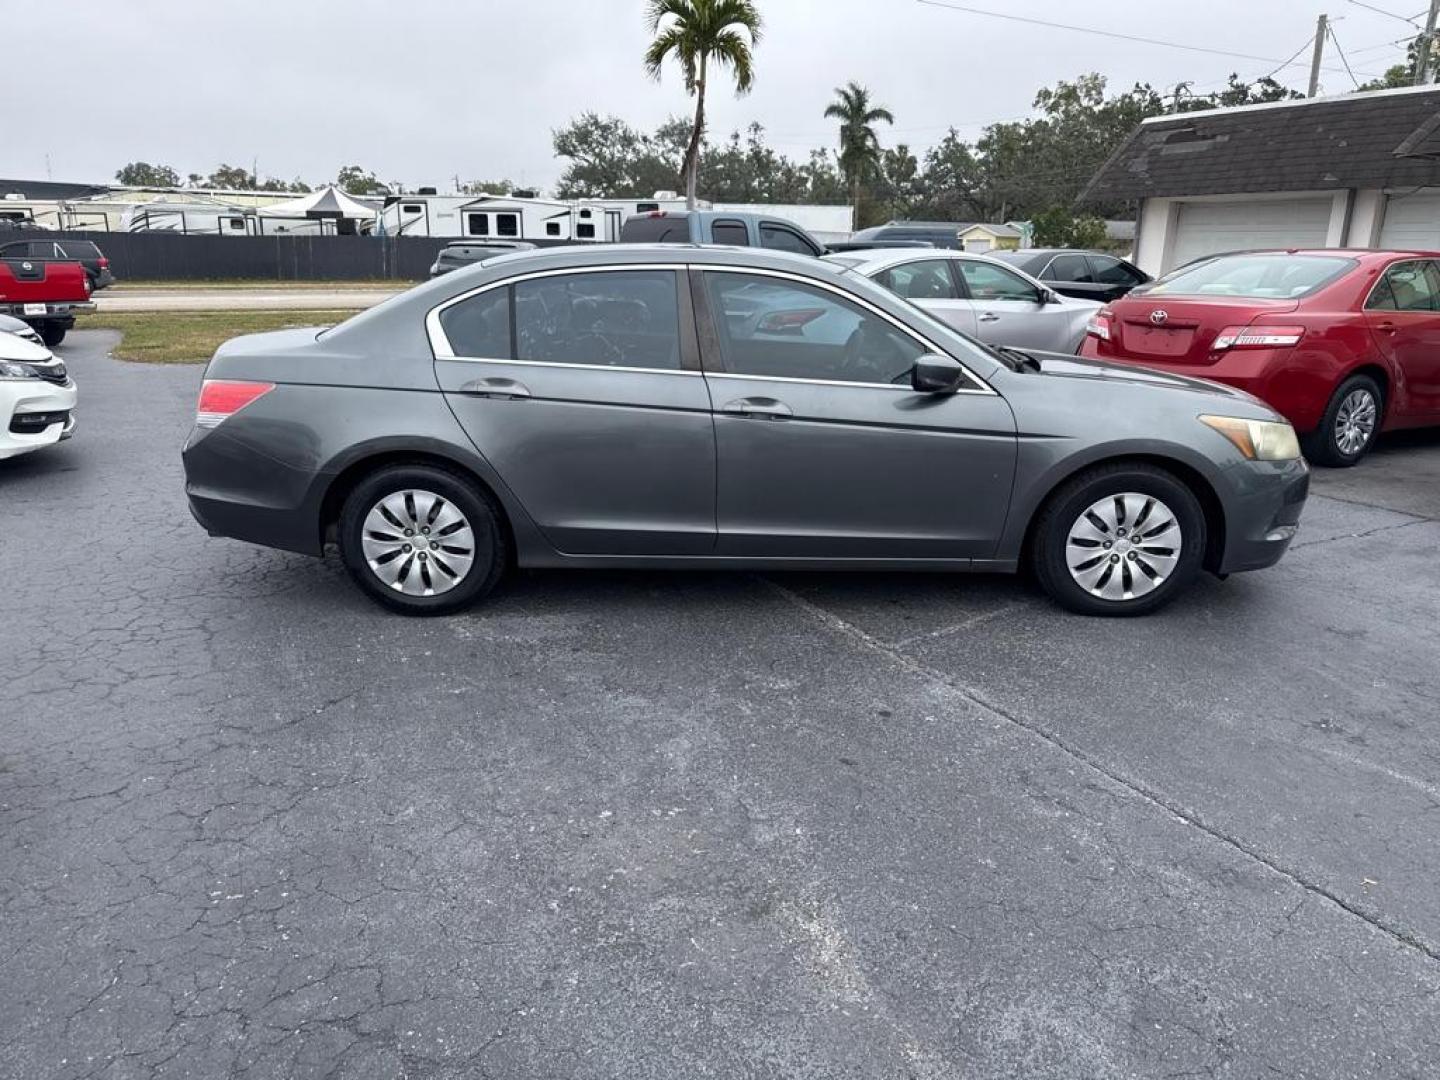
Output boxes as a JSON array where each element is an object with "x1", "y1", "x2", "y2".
[
  {"x1": 1376, "y1": 321, "x2": 1397, "y2": 334},
  {"x1": 977, "y1": 312, "x2": 1000, "y2": 322},
  {"x1": 458, "y1": 377, "x2": 531, "y2": 400},
  {"x1": 721, "y1": 396, "x2": 792, "y2": 420}
]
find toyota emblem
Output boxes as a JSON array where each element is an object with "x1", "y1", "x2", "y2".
[
  {"x1": 20, "y1": 261, "x2": 32, "y2": 271},
  {"x1": 1149, "y1": 309, "x2": 1169, "y2": 326}
]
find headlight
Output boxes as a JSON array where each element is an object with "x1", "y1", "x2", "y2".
[
  {"x1": 1199, "y1": 414, "x2": 1301, "y2": 461},
  {"x1": 0, "y1": 360, "x2": 42, "y2": 381}
]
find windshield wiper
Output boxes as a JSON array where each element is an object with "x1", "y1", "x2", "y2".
[{"x1": 994, "y1": 345, "x2": 1041, "y2": 372}]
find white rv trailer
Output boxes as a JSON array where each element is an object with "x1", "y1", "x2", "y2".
[{"x1": 379, "y1": 192, "x2": 698, "y2": 240}]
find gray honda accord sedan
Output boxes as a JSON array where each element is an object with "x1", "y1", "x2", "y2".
[{"x1": 183, "y1": 245, "x2": 1309, "y2": 616}]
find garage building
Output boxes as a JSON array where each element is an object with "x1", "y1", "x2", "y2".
[{"x1": 1082, "y1": 85, "x2": 1440, "y2": 275}]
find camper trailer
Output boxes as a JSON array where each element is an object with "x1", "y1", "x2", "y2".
[{"x1": 377, "y1": 192, "x2": 694, "y2": 241}]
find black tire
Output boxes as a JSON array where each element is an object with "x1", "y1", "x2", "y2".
[
  {"x1": 1303, "y1": 374, "x2": 1383, "y2": 468},
  {"x1": 338, "y1": 464, "x2": 507, "y2": 615},
  {"x1": 1031, "y1": 462, "x2": 1206, "y2": 617},
  {"x1": 38, "y1": 322, "x2": 66, "y2": 347}
]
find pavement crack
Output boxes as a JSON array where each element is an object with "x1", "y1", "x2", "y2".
[
  {"x1": 1290, "y1": 516, "x2": 1431, "y2": 550},
  {"x1": 760, "y1": 576, "x2": 1440, "y2": 966},
  {"x1": 1310, "y1": 491, "x2": 1436, "y2": 523}
]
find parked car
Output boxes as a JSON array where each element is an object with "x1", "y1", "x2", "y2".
[
  {"x1": 183, "y1": 245, "x2": 1308, "y2": 617},
  {"x1": 619, "y1": 210, "x2": 826, "y2": 256},
  {"x1": 1080, "y1": 249, "x2": 1440, "y2": 466},
  {"x1": 0, "y1": 329, "x2": 76, "y2": 460},
  {"x1": 0, "y1": 238, "x2": 114, "y2": 290},
  {"x1": 429, "y1": 240, "x2": 537, "y2": 278},
  {"x1": 989, "y1": 248, "x2": 1150, "y2": 303},
  {"x1": 825, "y1": 248, "x2": 1101, "y2": 353},
  {"x1": 0, "y1": 257, "x2": 93, "y2": 346},
  {"x1": 0, "y1": 313, "x2": 44, "y2": 345},
  {"x1": 846, "y1": 221, "x2": 970, "y2": 250}
]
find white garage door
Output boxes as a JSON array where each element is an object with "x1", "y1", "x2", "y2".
[
  {"x1": 1379, "y1": 189, "x2": 1440, "y2": 249},
  {"x1": 1167, "y1": 198, "x2": 1333, "y2": 271}
]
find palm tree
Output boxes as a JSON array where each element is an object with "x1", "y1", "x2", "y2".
[
  {"x1": 644, "y1": 0, "x2": 763, "y2": 210},
  {"x1": 824, "y1": 82, "x2": 894, "y2": 212}
]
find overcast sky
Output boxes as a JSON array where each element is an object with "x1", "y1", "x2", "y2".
[{"x1": 9, "y1": 0, "x2": 1419, "y2": 192}]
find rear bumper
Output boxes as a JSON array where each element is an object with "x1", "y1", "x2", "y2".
[
  {"x1": 0, "y1": 301, "x2": 95, "y2": 321},
  {"x1": 1217, "y1": 457, "x2": 1310, "y2": 574},
  {"x1": 183, "y1": 426, "x2": 327, "y2": 555}
]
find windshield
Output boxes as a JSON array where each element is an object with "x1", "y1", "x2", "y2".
[{"x1": 1148, "y1": 254, "x2": 1355, "y2": 299}]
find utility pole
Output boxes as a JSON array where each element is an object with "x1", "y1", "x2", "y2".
[
  {"x1": 1417, "y1": 0, "x2": 1440, "y2": 84},
  {"x1": 1308, "y1": 14, "x2": 1327, "y2": 97}
]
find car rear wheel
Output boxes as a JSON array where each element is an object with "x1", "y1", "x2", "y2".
[
  {"x1": 1032, "y1": 463, "x2": 1205, "y2": 617},
  {"x1": 38, "y1": 322, "x2": 66, "y2": 347},
  {"x1": 338, "y1": 465, "x2": 506, "y2": 615},
  {"x1": 1305, "y1": 374, "x2": 1382, "y2": 468}
]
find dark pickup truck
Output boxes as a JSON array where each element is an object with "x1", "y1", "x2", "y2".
[{"x1": 0, "y1": 259, "x2": 94, "y2": 346}]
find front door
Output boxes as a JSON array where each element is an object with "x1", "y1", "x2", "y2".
[
  {"x1": 1363, "y1": 259, "x2": 1440, "y2": 418},
  {"x1": 954, "y1": 258, "x2": 1076, "y2": 352},
  {"x1": 433, "y1": 267, "x2": 717, "y2": 554},
  {"x1": 698, "y1": 269, "x2": 1017, "y2": 559}
]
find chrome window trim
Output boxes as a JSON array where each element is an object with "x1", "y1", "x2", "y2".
[
  {"x1": 426, "y1": 260, "x2": 996, "y2": 394},
  {"x1": 701, "y1": 264, "x2": 996, "y2": 395}
]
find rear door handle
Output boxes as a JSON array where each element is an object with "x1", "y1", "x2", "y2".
[
  {"x1": 1376, "y1": 321, "x2": 1397, "y2": 334},
  {"x1": 721, "y1": 396, "x2": 792, "y2": 420},
  {"x1": 458, "y1": 377, "x2": 531, "y2": 400},
  {"x1": 977, "y1": 312, "x2": 1000, "y2": 322}
]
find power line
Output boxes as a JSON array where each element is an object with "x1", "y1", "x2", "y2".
[
  {"x1": 1263, "y1": 35, "x2": 1318, "y2": 81},
  {"x1": 1346, "y1": 0, "x2": 1422, "y2": 26},
  {"x1": 913, "y1": 0, "x2": 1384, "y2": 78},
  {"x1": 1328, "y1": 24, "x2": 1367, "y2": 88}
]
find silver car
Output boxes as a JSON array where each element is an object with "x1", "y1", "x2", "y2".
[
  {"x1": 183, "y1": 245, "x2": 1309, "y2": 617},
  {"x1": 825, "y1": 248, "x2": 1101, "y2": 353}
]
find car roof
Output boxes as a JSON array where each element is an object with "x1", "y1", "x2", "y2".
[{"x1": 821, "y1": 247, "x2": 1017, "y2": 272}]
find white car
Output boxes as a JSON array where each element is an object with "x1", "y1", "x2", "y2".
[
  {"x1": 0, "y1": 328, "x2": 76, "y2": 460},
  {"x1": 0, "y1": 312, "x2": 43, "y2": 346},
  {"x1": 824, "y1": 248, "x2": 1103, "y2": 354}
]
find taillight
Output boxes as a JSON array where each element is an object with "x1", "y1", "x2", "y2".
[
  {"x1": 1211, "y1": 325, "x2": 1304, "y2": 351},
  {"x1": 758, "y1": 308, "x2": 826, "y2": 333},
  {"x1": 1085, "y1": 309, "x2": 1113, "y2": 341},
  {"x1": 196, "y1": 379, "x2": 274, "y2": 428},
  {"x1": 98, "y1": 256, "x2": 109, "y2": 269},
  {"x1": 83, "y1": 274, "x2": 91, "y2": 294}
]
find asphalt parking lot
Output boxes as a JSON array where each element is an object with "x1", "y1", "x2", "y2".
[{"x1": 5, "y1": 330, "x2": 1440, "y2": 1079}]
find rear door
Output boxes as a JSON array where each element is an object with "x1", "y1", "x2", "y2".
[
  {"x1": 953, "y1": 259, "x2": 1078, "y2": 351},
  {"x1": 1363, "y1": 259, "x2": 1440, "y2": 417},
  {"x1": 431, "y1": 266, "x2": 718, "y2": 554},
  {"x1": 1040, "y1": 252, "x2": 1108, "y2": 302},
  {"x1": 871, "y1": 258, "x2": 978, "y2": 337},
  {"x1": 697, "y1": 267, "x2": 1016, "y2": 559}
]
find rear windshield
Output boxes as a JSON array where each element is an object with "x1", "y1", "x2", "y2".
[
  {"x1": 1149, "y1": 254, "x2": 1355, "y2": 299},
  {"x1": 619, "y1": 215, "x2": 691, "y2": 243}
]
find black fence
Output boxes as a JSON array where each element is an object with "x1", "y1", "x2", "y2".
[{"x1": 9, "y1": 230, "x2": 510, "y2": 282}]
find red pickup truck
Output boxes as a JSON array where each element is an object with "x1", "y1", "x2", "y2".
[{"x1": 0, "y1": 258, "x2": 94, "y2": 346}]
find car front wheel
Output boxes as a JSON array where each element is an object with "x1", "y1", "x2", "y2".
[
  {"x1": 338, "y1": 464, "x2": 507, "y2": 615},
  {"x1": 1306, "y1": 374, "x2": 1382, "y2": 467},
  {"x1": 1032, "y1": 463, "x2": 1205, "y2": 617}
]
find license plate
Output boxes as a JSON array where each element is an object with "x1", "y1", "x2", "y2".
[
  {"x1": 1131, "y1": 326, "x2": 1192, "y2": 357},
  {"x1": 22, "y1": 303, "x2": 46, "y2": 316}
]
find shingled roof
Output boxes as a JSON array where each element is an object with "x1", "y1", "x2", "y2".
[{"x1": 1080, "y1": 85, "x2": 1440, "y2": 205}]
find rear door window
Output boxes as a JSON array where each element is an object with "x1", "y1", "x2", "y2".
[
  {"x1": 620, "y1": 215, "x2": 691, "y2": 243},
  {"x1": 711, "y1": 219, "x2": 750, "y2": 246},
  {"x1": 1089, "y1": 255, "x2": 1146, "y2": 286},
  {"x1": 1045, "y1": 254, "x2": 1094, "y2": 283},
  {"x1": 1367, "y1": 260, "x2": 1440, "y2": 311},
  {"x1": 515, "y1": 270, "x2": 681, "y2": 370},
  {"x1": 759, "y1": 224, "x2": 819, "y2": 256},
  {"x1": 875, "y1": 259, "x2": 961, "y2": 300}
]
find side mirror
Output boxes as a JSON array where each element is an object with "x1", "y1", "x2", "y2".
[
  {"x1": 1038, "y1": 288, "x2": 1059, "y2": 305},
  {"x1": 911, "y1": 353, "x2": 966, "y2": 394}
]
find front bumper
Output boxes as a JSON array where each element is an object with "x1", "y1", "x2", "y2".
[
  {"x1": 0, "y1": 378, "x2": 77, "y2": 460},
  {"x1": 1217, "y1": 457, "x2": 1310, "y2": 574}
]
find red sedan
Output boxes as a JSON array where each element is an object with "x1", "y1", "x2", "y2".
[{"x1": 1080, "y1": 249, "x2": 1440, "y2": 465}]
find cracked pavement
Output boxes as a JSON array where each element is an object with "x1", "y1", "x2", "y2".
[{"x1": 3, "y1": 330, "x2": 1439, "y2": 1079}]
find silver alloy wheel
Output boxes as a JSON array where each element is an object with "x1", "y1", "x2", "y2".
[
  {"x1": 1066, "y1": 492, "x2": 1182, "y2": 602},
  {"x1": 360, "y1": 489, "x2": 476, "y2": 596},
  {"x1": 1334, "y1": 388, "x2": 1377, "y2": 457}
]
